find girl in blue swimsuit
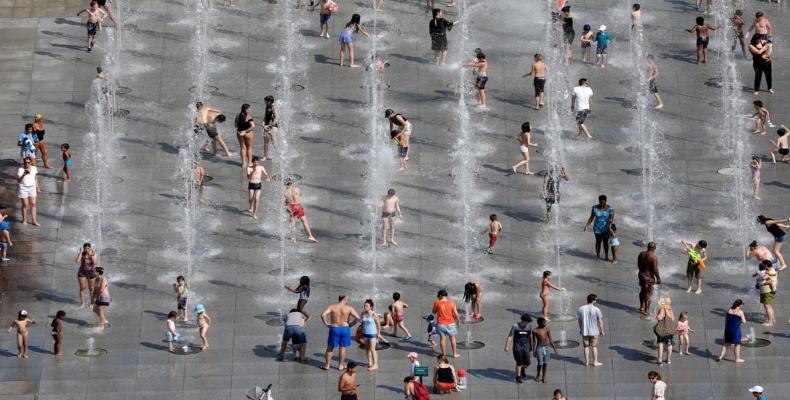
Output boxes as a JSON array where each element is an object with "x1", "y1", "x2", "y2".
[{"x1": 339, "y1": 14, "x2": 368, "y2": 67}]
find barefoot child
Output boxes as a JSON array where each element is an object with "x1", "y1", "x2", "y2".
[
  {"x1": 686, "y1": 16, "x2": 718, "y2": 64},
  {"x1": 752, "y1": 155, "x2": 762, "y2": 200},
  {"x1": 61, "y1": 144, "x2": 72, "y2": 181},
  {"x1": 531, "y1": 317, "x2": 558, "y2": 383},
  {"x1": 609, "y1": 223, "x2": 620, "y2": 264},
  {"x1": 173, "y1": 276, "x2": 189, "y2": 322},
  {"x1": 51, "y1": 310, "x2": 65, "y2": 356},
  {"x1": 8, "y1": 310, "x2": 35, "y2": 358},
  {"x1": 195, "y1": 304, "x2": 211, "y2": 350},
  {"x1": 523, "y1": 55, "x2": 547, "y2": 110},
  {"x1": 511, "y1": 123, "x2": 538, "y2": 175},
  {"x1": 165, "y1": 311, "x2": 180, "y2": 352},
  {"x1": 313, "y1": 0, "x2": 338, "y2": 39},
  {"x1": 481, "y1": 214, "x2": 503, "y2": 254},
  {"x1": 676, "y1": 311, "x2": 693, "y2": 355},
  {"x1": 0, "y1": 206, "x2": 13, "y2": 262},
  {"x1": 76, "y1": 1, "x2": 107, "y2": 52},
  {"x1": 389, "y1": 292, "x2": 412, "y2": 341},
  {"x1": 426, "y1": 315, "x2": 439, "y2": 350},
  {"x1": 769, "y1": 126, "x2": 789, "y2": 164},
  {"x1": 594, "y1": 25, "x2": 611, "y2": 68},
  {"x1": 753, "y1": 101, "x2": 769, "y2": 135},
  {"x1": 463, "y1": 282, "x2": 483, "y2": 320},
  {"x1": 540, "y1": 271, "x2": 565, "y2": 319},
  {"x1": 246, "y1": 156, "x2": 270, "y2": 219},
  {"x1": 681, "y1": 240, "x2": 707, "y2": 294},
  {"x1": 580, "y1": 24, "x2": 593, "y2": 63}
]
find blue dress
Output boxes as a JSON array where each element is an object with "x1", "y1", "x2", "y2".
[{"x1": 723, "y1": 313, "x2": 742, "y2": 344}]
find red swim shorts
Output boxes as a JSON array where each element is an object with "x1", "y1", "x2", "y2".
[{"x1": 288, "y1": 203, "x2": 306, "y2": 219}]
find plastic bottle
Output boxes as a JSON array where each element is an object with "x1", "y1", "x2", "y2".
[{"x1": 457, "y1": 368, "x2": 467, "y2": 390}]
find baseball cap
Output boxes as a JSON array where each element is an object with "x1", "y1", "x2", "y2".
[
  {"x1": 748, "y1": 386, "x2": 764, "y2": 393},
  {"x1": 407, "y1": 352, "x2": 419, "y2": 359},
  {"x1": 19, "y1": 310, "x2": 27, "y2": 316},
  {"x1": 599, "y1": 25, "x2": 607, "y2": 31}
]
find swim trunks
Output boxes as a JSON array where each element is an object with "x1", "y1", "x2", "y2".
[
  {"x1": 534, "y1": 77, "x2": 545, "y2": 94},
  {"x1": 177, "y1": 297, "x2": 187, "y2": 310},
  {"x1": 0, "y1": 221, "x2": 9, "y2": 231},
  {"x1": 204, "y1": 123, "x2": 218, "y2": 139},
  {"x1": 488, "y1": 233, "x2": 497, "y2": 248},
  {"x1": 576, "y1": 109, "x2": 589, "y2": 124},
  {"x1": 520, "y1": 145, "x2": 529, "y2": 154},
  {"x1": 248, "y1": 182, "x2": 262, "y2": 190},
  {"x1": 649, "y1": 79, "x2": 658, "y2": 94},
  {"x1": 65, "y1": 159, "x2": 73, "y2": 167},
  {"x1": 327, "y1": 326, "x2": 351, "y2": 348},
  {"x1": 87, "y1": 22, "x2": 98, "y2": 36},
  {"x1": 339, "y1": 28, "x2": 353, "y2": 44},
  {"x1": 320, "y1": 13, "x2": 331, "y2": 25},
  {"x1": 382, "y1": 211, "x2": 396, "y2": 218},
  {"x1": 398, "y1": 145, "x2": 408, "y2": 158},
  {"x1": 779, "y1": 148, "x2": 789, "y2": 155},
  {"x1": 288, "y1": 203, "x2": 306, "y2": 219},
  {"x1": 696, "y1": 36, "x2": 709, "y2": 49},
  {"x1": 596, "y1": 46, "x2": 608, "y2": 55},
  {"x1": 475, "y1": 76, "x2": 488, "y2": 90},
  {"x1": 686, "y1": 260, "x2": 703, "y2": 279}
]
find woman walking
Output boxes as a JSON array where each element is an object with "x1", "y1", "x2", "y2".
[
  {"x1": 648, "y1": 371, "x2": 667, "y2": 400},
  {"x1": 76, "y1": 243, "x2": 98, "y2": 308},
  {"x1": 510, "y1": 122, "x2": 538, "y2": 175},
  {"x1": 653, "y1": 297, "x2": 675, "y2": 365},
  {"x1": 92, "y1": 267, "x2": 110, "y2": 328},
  {"x1": 583, "y1": 195, "x2": 615, "y2": 261},
  {"x1": 429, "y1": 8, "x2": 458, "y2": 65},
  {"x1": 757, "y1": 215, "x2": 788, "y2": 270},
  {"x1": 339, "y1": 14, "x2": 368, "y2": 67},
  {"x1": 32, "y1": 114, "x2": 52, "y2": 169},
  {"x1": 361, "y1": 299, "x2": 382, "y2": 371},
  {"x1": 749, "y1": 35, "x2": 773, "y2": 95},
  {"x1": 716, "y1": 299, "x2": 746, "y2": 363},
  {"x1": 235, "y1": 104, "x2": 255, "y2": 167}
]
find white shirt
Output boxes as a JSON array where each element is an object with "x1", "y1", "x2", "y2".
[
  {"x1": 573, "y1": 85, "x2": 594, "y2": 111},
  {"x1": 285, "y1": 311, "x2": 305, "y2": 327},
  {"x1": 577, "y1": 304, "x2": 603, "y2": 336},
  {"x1": 653, "y1": 380, "x2": 666, "y2": 400},
  {"x1": 17, "y1": 166, "x2": 37, "y2": 187}
]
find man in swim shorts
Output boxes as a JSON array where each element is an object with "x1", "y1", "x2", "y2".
[
  {"x1": 464, "y1": 52, "x2": 489, "y2": 108},
  {"x1": 194, "y1": 102, "x2": 232, "y2": 157},
  {"x1": 321, "y1": 295, "x2": 360, "y2": 370},
  {"x1": 284, "y1": 180, "x2": 318, "y2": 243},
  {"x1": 378, "y1": 189, "x2": 401, "y2": 246}
]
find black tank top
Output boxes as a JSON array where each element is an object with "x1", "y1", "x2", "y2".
[
  {"x1": 563, "y1": 17, "x2": 574, "y2": 33},
  {"x1": 33, "y1": 128, "x2": 45, "y2": 141},
  {"x1": 436, "y1": 367, "x2": 454, "y2": 383},
  {"x1": 236, "y1": 113, "x2": 253, "y2": 132},
  {"x1": 264, "y1": 106, "x2": 277, "y2": 126},
  {"x1": 767, "y1": 223, "x2": 785, "y2": 238}
]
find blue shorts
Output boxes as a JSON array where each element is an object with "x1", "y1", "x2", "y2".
[
  {"x1": 536, "y1": 344, "x2": 550, "y2": 365},
  {"x1": 398, "y1": 146, "x2": 408, "y2": 158},
  {"x1": 339, "y1": 32, "x2": 353, "y2": 44},
  {"x1": 327, "y1": 326, "x2": 351, "y2": 348},
  {"x1": 65, "y1": 159, "x2": 73, "y2": 167},
  {"x1": 0, "y1": 221, "x2": 9, "y2": 231},
  {"x1": 165, "y1": 331, "x2": 180, "y2": 342},
  {"x1": 320, "y1": 13, "x2": 331, "y2": 24},
  {"x1": 596, "y1": 46, "x2": 607, "y2": 55},
  {"x1": 283, "y1": 325, "x2": 307, "y2": 345},
  {"x1": 436, "y1": 323, "x2": 457, "y2": 337},
  {"x1": 776, "y1": 234, "x2": 787, "y2": 243}
]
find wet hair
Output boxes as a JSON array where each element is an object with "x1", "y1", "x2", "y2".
[
  {"x1": 534, "y1": 53, "x2": 543, "y2": 61},
  {"x1": 632, "y1": 3, "x2": 640, "y2": 10},
  {"x1": 583, "y1": 24, "x2": 591, "y2": 31},
  {"x1": 757, "y1": 215, "x2": 769, "y2": 224},
  {"x1": 364, "y1": 299, "x2": 374, "y2": 308},
  {"x1": 349, "y1": 13, "x2": 362, "y2": 26},
  {"x1": 543, "y1": 270, "x2": 552, "y2": 278},
  {"x1": 289, "y1": 308, "x2": 299, "y2": 313},
  {"x1": 521, "y1": 122, "x2": 531, "y2": 132},
  {"x1": 177, "y1": 275, "x2": 185, "y2": 282},
  {"x1": 735, "y1": 9, "x2": 743, "y2": 16},
  {"x1": 347, "y1": 361, "x2": 358, "y2": 370},
  {"x1": 730, "y1": 299, "x2": 744, "y2": 309},
  {"x1": 647, "y1": 241, "x2": 656, "y2": 250},
  {"x1": 578, "y1": 78, "x2": 588, "y2": 85},
  {"x1": 778, "y1": 128, "x2": 787, "y2": 136},
  {"x1": 647, "y1": 54, "x2": 654, "y2": 61},
  {"x1": 587, "y1": 293, "x2": 597, "y2": 303},
  {"x1": 697, "y1": 240, "x2": 707, "y2": 248},
  {"x1": 648, "y1": 371, "x2": 662, "y2": 380},
  {"x1": 598, "y1": 194, "x2": 607, "y2": 203},
  {"x1": 56, "y1": 310, "x2": 66, "y2": 318},
  {"x1": 215, "y1": 114, "x2": 226, "y2": 123},
  {"x1": 760, "y1": 259, "x2": 773, "y2": 269},
  {"x1": 520, "y1": 313, "x2": 533, "y2": 322},
  {"x1": 264, "y1": 95, "x2": 274, "y2": 104},
  {"x1": 61, "y1": 143, "x2": 69, "y2": 150},
  {"x1": 463, "y1": 282, "x2": 476, "y2": 302},
  {"x1": 432, "y1": 8, "x2": 441, "y2": 18},
  {"x1": 426, "y1": 314, "x2": 434, "y2": 321},
  {"x1": 437, "y1": 289, "x2": 448, "y2": 298},
  {"x1": 95, "y1": 267, "x2": 104, "y2": 275},
  {"x1": 252, "y1": 156, "x2": 261, "y2": 162},
  {"x1": 96, "y1": 66, "x2": 103, "y2": 74},
  {"x1": 168, "y1": 311, "x2": 178, "y2": 319},
  {"x1": 384, "y1": 109, "x2": 394, "y2": 118},
  {"x1": 610, "y1": 223, "x2": 617, "y2": 232},
  {"x1": 437, "y1": 355, "x2": 449, "y2": 363},
  {"x1": 24, "y1": 123, "x2": 33, "y2": 131},
  {"x1": 338, "y1": 295, "x2": 347, "y2": 302},
  {"x1": 537, "y1": 317, "x2": 547, "y2": 327},
  {"x1": 387, "y1": 188, "x2": 396, "y2": 196},
  {"x1": 759, "y1": 262, "x2": 768, "y2": 271},
  {"x1": 393, "y1": 292, "x2": 400, "y2": 300},
  {"x1": 696, "y1": 16, "x2": 704, "y2": 25},
  {"x1": 753, "y1": 100, "x2": 763, "y2": 107},
  {"x1": 83, "y1": 242, "x2": 92, "y2": 248},
  {"x1": 489, "y1": 214, "x2": 497, "y2": 221},
  {"x1": 299, "y1": 276, "x2": 310, "y2": 287},
  {"x1": 756, "y1": 12, "x2": 763, "y2": 18},
  {"x1": 195, "y1": 101, "x2": 204, "y2": 108},
  {"x1": 476, "y1": 53, "x2": 486, "y2": 60}
]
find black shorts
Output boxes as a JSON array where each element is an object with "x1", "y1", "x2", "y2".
[
  {"x1": 95, "y1": 301, "x2": 109, "y2": 306},
  {"x1": 649, "y1": 79, "x2": 658, "y2": 94},
  {"x1": 697, "y1": 36, "x2": 709, "y2": 49},
  {"x1": 779, "y1": 148, "x2": 789, "y2": 156},
  {"x1": 475, "y1": 76, "x2": 488, "y2": 90},
  {"x1": 87, "y1": 22, "x2": 98, "y2": 36},
  {"x1": 576, "y1": 109, "x2": 589, "y2": 124},
  {"x1": 249, "y1": 182, "x2": 262, "y2": 191},
  {"x1": 177, "y1": 297, "x2": 187, "y2": 310},
  {"x1": 563, "y1": 31, "x2": 575, "y2": 44},
  {"x1": 205, "y1": 124, "x2": 219, "y2": 139},
  {"x1": 512, "y1": 343, "x2": 531, "y2": 366},
  {"x1": 534, "y1": 77, "x2": 546, "y2": 94}
]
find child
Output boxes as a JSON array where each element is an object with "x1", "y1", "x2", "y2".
[
  {"x1": 609, "y1": 223, "x2": 620, "y2": 264},
  {"x1": 285, "y1": 275, "x2": 311, "y2": 318},
  {"x1": 594, "y1": 25, "x2": 611, "y2": 68},
  {"x1": 580, "y1": 24, "x2": 593, "y2": 63},
  {"x1": 631, "y1": 3, "x2": 641, "y2": 30},
  {"x1": 246, "y1": 156, "x2": 270, "y2": 219},
  {"x1": 463, "y1": 282, "x2": 483, "y2": 320},
  {"x1": 389, "y1": 292, "x2": 412, "y2": 341},
  {"x1": 752, "y1": 155, "x2": 762, "y2": 200},
  {"x1": 731, "y1": 10, "x2": 747, "y2": 59},
  {"x1": 395, "y1": 130, "x2": 409, "y2": 171},
  {"x1": 481, "y1": 214, "x2": 503, "y2": 254},
  {"x1": 0, "y1": 206, "x2": 13, "y2": 262},
  {"x1": 407, "y1": 352, "x2": 421, "y2": 378},
  {"x1": 769, "y1": 126, "x2": 789, "y2": 164},
  {"x1": 540, "y1": 271, "x2": 565, "y2": 320},
  {"x1": 686, "y1": 16, "x2": 718, "y2": 64},
  {"x1": 313, "y1": 0, "x2": 338, "y2": 39},
  {"x1": 532, "y1": 317, "x2": 558, "y2": 383},
  {"x1": 165, "y1": 310, "x2": 180, "y2": 352},
  {"x1": 173, "y1": 276, "x2": 189, "y2": 322},
  {"x1": 754, "y1": 259, "x2": 777, "y2": 294},
  {"x1": 76, "y1": 1, "x2": 107, "y2": 52},
  {"x1": 681, "y1": 239, "x2": 707, "y2": 294},
  {"x1": 8, "y1": 310, "x2": 35, "y2": 358},
  {"x1": 51, "y1": 310, "x2": 65, "y2": 356},
  {"x1": 195, "y1": 304, "x2": 211, "y2": 350},
  {"x1": 752, "y1": 101, "x2": 769, "y2": 135},
  {"x1": 523, "y1": 55, "x2": 547, "y2": 110},
  {"x1": 676, "y1": 311, "x2": 694, "y2": 355},
  {"x1": 426, "y1": 315, "x2": 439, "y2": 350},
  {"x1": 60, "y1": 144, "x2": 72, "y2": 181},
  {"x1": 463, "y1": 52, "x2": 489, "y2": 108}
]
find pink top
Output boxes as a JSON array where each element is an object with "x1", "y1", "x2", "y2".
[{"x1": 677, "y1": 320, "x2": 689, "y2": 335}]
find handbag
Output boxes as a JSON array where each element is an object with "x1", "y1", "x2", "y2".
[{"x1": 653, "y1": 316, "x2": 677, "y2": 338}]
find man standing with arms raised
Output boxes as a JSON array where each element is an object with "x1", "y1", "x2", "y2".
[
  {"x1": 321, "y1": 295, "x2": 360, "y2": 371},
  {"x1": 637, "y1": 242, "x2": 661, "y2": 316}
]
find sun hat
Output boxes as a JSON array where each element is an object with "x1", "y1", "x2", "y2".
[
  {"x1": 194, "y1": 304, "x2": 205, "y2": 314},
  {"x1": 599, "y1": 25, "x2": 607, "y2": 31},
  {"x1": 748, "y1": 386, "x2": 764, "y2": 393},
  {"x1": 407, "y1": 352, "x2": 419, "y2": 359}
]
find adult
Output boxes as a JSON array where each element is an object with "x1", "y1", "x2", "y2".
[
  {"x1": 433, "y1": 355, "x2": 458, "y2": 394},
  {"x1": 429, "y1": 8, "x2": 458, "y2": 65},
  {"x1": 543, "y1": 165, "x2": 570, "y2": 221},
  {"x1": 16, "y1": 157, "x2": 40, "y2": 226},
  {"x1": 432, "y1": 289, "x2": 461, "y2": 358},
  {"x1": 234, "y1": 103, "x2": 255, "y2": 167},
  {"x1": 746, "y1": 240, "x2": 777, "y2": 267},
  {"x1": 757, "y1": 260, "x2": 777, "y2": 326},
  {"x1": 32, "y1": 114, "x2": 52, "y2": 169},
  {"x1": 338, "y1": 361, "x2": 359, "y2": 400},
  {"x1": 76, "y1": 243, "x2": 98, "y2": 308},
  {"x1": 320, "y1": 295, "x2": 360, "y2": 370},
  {"x1": 577, "y1": 293, "x2": 605, "y2": 367},
  {"x1": 648, "y1": 371, "x2": 667, "y2": 400},
  {"x1": 284, "y1": 180, "x2": 318, "y2": 243},
  {"x1": 559, "y1": 6, "x2": 574, "y2": 64},
  {"x1": 716, "y1": 299, "x2": 746, "y2": 363},
  {"x1": 378, "y1": 189, "x2": 401, "y2": 247},
  {"x1": 757, "y1": 215, "x2": 788, "y2": 270},
  {"x1": 583, "y1": 195, "x2": 615, "y2": 261},
  {"x1": 503, "y1": 313, "x2": 534, "y2": 383},
  {"x1": 749, "y1": 36, "x2": 773, "y2": 95},
  {"x1": 194, "y1": 102, "x2": 232, "y2": 157},
  {"x1": 571, "y1": 78, "x2": 593, "y2": 139},
  {"x1": 637, "y1": 242, "x2": 661, "y2": 315},
  {"x1": 92, "y1": 267, "x2": 110, "y2": 328},
  {"x1": 339, "y1": 14, "x2": 368, "y2": 68},
  {"x1": 510, "y1": 122, "x2": 538, "y2": 175},
  {"x1": 262, "y1": 95, "x2": 278, "y2": 161},
  {"x1": 653, "y1": 297, "x2": 675, "y2": 365},
  {"x1": 277, "y1": 308, "x2": 307, "y2": 362},
  {"x1": 747, "y1": 11, "x2": 772, "y2": 39},
  {"x1": 360, "y1": 299, "x2": 382, "y2": 371}
]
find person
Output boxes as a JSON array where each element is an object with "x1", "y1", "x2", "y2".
[
  {"x1": 172, "y1": 275, "x2": 189, "y2": 322},
  {"x1": 580, "y1": 24, "x2": 593, "y2": 63},
  {"x1": 277, "y1": 308, "x2": 308, "y2": 362},
  {"x1": 432, "y1": 289, "x2": 460, "y2": 358},
  {"x1": 321, "y1": 295, "x2": 361, "y2": 370},
  {"x1": 16, "y1": 156, "x2": 40, "y2": 227},
  {"x1": 770, "y1": 126, "x2": 789, "y2": 163},
  {"x1": 747, "y1": 11, "x2": 772, "y2": 39},
  {"x1": 338, "y1": 361, "x2": 360, "y2": 400},
  {"x1": 18, "y1": 124, "x2": 37, "y2": 164},
  {"x1": 378, "y1": 189, "x2": 401, "y2": 246},
  {"x1": 676, "y1": 311, "x2": 693, "y2": 355},
  {"x1": 8, "y1": 310, "x2": 35, "y2": 358},
  {"x1": 752, "y1": 155, "x2": 762, "y2": 200},
  {"x1": 246, "y1": 156, "x2": 270, "y2": 220},
  {"x1": 749, "y1": 35, "x2": 773, "y2": 95},
  {"x1": 60, "y1": 143, "x2": 72, "y2": 181},
  {"x1": 594, "y1": 25, "x2": 611, "y2": 68},
  {"x1": 51, "y1": 310, "x2": 65, "y2": 356},
  {"x1": 76, "y1": 1, "x2": 107, "y2": 52},
  {"x1": 429, "y1": 8, "x2": 458, "y2": 65},
  {"x1": 681, "y1": 239, "x2": 707, "y2": 294},
  {"x1": 511, "y1": 122, "x2": 538, "y2": 175},
  {"x1": 630, "y1": 3, "x2": 641, "y2": 30},
  {"x1": 686, "y1": 16, "x2": 717, "y2": 64},
  {"x1": 758, "y1": 215, "x2": 789, "y2": 270},
  {"x1": 366, "y1": 53, "x2": 388, "y2": 106},
  {"x1": 646, "y1": 55, "x2": 664, "y2": 109},
  {"x1": 0, "y1": 206, "x2": 13, "y2": 262},
  {"x1": 654, "y1": 297, "x2": 675, "y2": 365},
  {"x1": 194, "y1": 102, "x2": 232, "y2": 157},
  {"x1": 433, "y1": 355, "x2": 457, "y2": 394},
  {"x1": 394, "y1": 128, "x2": 409, "y2": 171},
  {"x1": 339, "y1": 14, "x2": 369, "y2": 68},
  {"x1": 523, "y1": 54, "x2": 547, "y2": 110},
  {"x1": 92, "y1": 267, "x2": 110, "y2": 328},
  {"x1": 748, "y1": 385, "x2": 768, "y2": 400},
  {"x1": 732, "y1": 10, "x2": 747, "y2": 59},
  {"x1": 583, "y1": 195, "x2": 614, "y2": 261},
  {"x1": 540, "y1": 271, "x2": 565, "y2": 320},
  {"x1": 387, "y1": 292, "x2": 412, "y2": 340},
  {"x1": 76, "y1": 243, "x2": 98, "y2": 308},
  {"x1": 543, "y1": 165, "x2": 570, "y2": 221},
  {"x1": 285, "y1": 276, "x2": 311, "y2": 318},
  {"x1": 464, "y1": 52, "x2": 489, "y2": 108},
  {"x1": 407, "y1": 352, "x2": 420, "y2": 377},
  {"x1": 480, "y1": 214, "x2": 503, "y2": 254},
  {"x1": 234, "y1": 104, "x2": 255, "y2": 167},
  {"x1": 193, "y1": 162, "x2": 205, "y2": 187},
  {"x1": 577, "y1": 294, "x2": 604, "y2": 367},
  {"x1": 753, "y1": 100, "x2": 769, "y2": 135},
  {"x1": 165, "y1": 311, "x2": 180, "y2": 352},
  {"x1": 284, "y1": 180, "x2": 318, "y2": 243},
  {"x1": 31, "y1": 114, "x2": 51, "y2": 169},
  {"x1": 553, "y1": 389, "x2": 566, "y2": 400},
  {"x1": 608, "y1": 224, "x2": 620, "y2": 264},
  {"x1": 755, "y1": 259, "x2": 778, "y2": 294},
  {"x1": 648, "y1": 371, "x2": 667, "y2": 400},
  {"x1": 716, "y1": 299, "x2": 746, "y2": 363},
  {"x1": 559, "y1": 6, "x2": 574, "y2": 64},
  {"x1": 262, "y1": 96, "x2": 278, "y2": 161},
  {"x1": 503, "y1": 313, "x2": 535, "y2": 383},
  {"x1": 571, "y1": 78, "x2": 593, "y2": 139},
  {"x1": 195, "y1": 304, "x2": 211, "y2": 350},
  {"x1": 747, "y1": 240, "x2": 778, "y2": 268},
  {"x1": 532, "y1": 317, "x2": 558, "y2": 384},
  {"x1": 403, "y1": 375, "x2": 430, "y2": 400},
  {"x1": 386, "y1": 109, "x2": 412, "y2": 160},
  {"x1": 360, "y1": 299, "x2": 382, "y2": 370},
  {"x1": 755, "y1": 260, "x2": 777, "y2": 326},
  {"x1": 637, "y1": 242, "x2": 661, "y2": 315},
  {"x1": 426, "y1": 314, "x2": 439, "y2": 350},
  {"x1": 462, "y1": 282, "x2": 482, "y2": 320}
]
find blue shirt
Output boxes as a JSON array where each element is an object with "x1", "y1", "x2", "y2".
[
  {"x1": 592, "y1": 205, "x2": 613, "y2": 234},
  {"x1": 595, "y1": 32, "x2": 611, "y2": 47},
  {"x1": 18, "y1": 132, "x2": 37, "y2": 155}
]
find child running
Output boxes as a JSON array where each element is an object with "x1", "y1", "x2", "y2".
[
  {"x1": 76, "y1": 1, "x2": 107, "y2": 52},
  {"x1": 511, "y1": 123, "x2": 538, "y2": 175},
  {"x1": 594, "y1": 25, "x2": 611, "y2": 68},
  {"x1": 686, "y1": 16, "x2": 718, "y2": 64},
  {"x1": 481, "y1": 214, "x2": 503, "y2": 254},
  {"x1": 0, "y1": 206, "x2": 12, "y2": 262},
  {"x1": 8, "y1": 310, "x2": 35, "y2": 358}
]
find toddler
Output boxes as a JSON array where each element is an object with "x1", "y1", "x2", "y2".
[
  {"x1": 173, "y1": 276, "x2": 189, "y2": 322},
  {"x1": 0, "y1": 206, "x2": 13, "y2": 262},
  {"x1": 8, "y1": 310, "x2": 36, "y2": 358},
  {"x1": 480, "y1": 214, "x2": 503, "y2": 254},
  {"x1": 61, "y1": 143, "x2": 72, "y2": 181},
  {"x1": 753, "y1": 100, "x2": 769, "y2": 135},
  {"x1": 676, "y1": 311, "x2": 694, "y2": 355},
  {"x1": 609, "y1": 223, "x2": 620, "y2": 264},
  {"x1": 165, "y1": 310, "x2": 180, "y2": 352},
  {"x1": 195, "y1": 304, "x2": 211, "y2": 350},
  {"x1": 426, "y1": 315, "x2": 439, "y2": 350},
  {"x1": 754, "y1": 260, "x2": 777, "y2": 294}
]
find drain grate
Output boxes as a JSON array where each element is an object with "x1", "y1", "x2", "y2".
[
  {"x1": 553, "y1": 340, "x2": 580, "y2": 349},
  {"x1": 273, "y1": 84, "x2": 306, "y2": 93},
  {"x1": 741, "y1": 338, "x2": 771, "y2": 348},
  {"x1": 113, "y1": 109, "x2": 130, "y2": 118},
  {"x1": 115, "y1": 86, "x2": 132, "y2": 96},
  {"x1": 188, "y1": 85, "x2": 220, "y2": 94},
  {"x1": 457, "y1": 341, "x2": 485, "y2": 350}
]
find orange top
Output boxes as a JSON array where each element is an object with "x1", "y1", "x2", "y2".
[{"x1": 433, "y1": 299, "x2": 456, "y2": 325}]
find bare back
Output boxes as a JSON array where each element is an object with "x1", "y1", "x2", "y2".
[{"x1": 284, "y1": 186, "x2": 302, "y2": 205}]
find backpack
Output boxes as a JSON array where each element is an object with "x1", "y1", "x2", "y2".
[{"x1": 413, "y1": 381, "x2": 430, "y2": 400}]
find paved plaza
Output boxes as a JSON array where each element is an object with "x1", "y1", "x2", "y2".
[{"x1": 1, "y1": 0, "x2": 790, "y2": 399}]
